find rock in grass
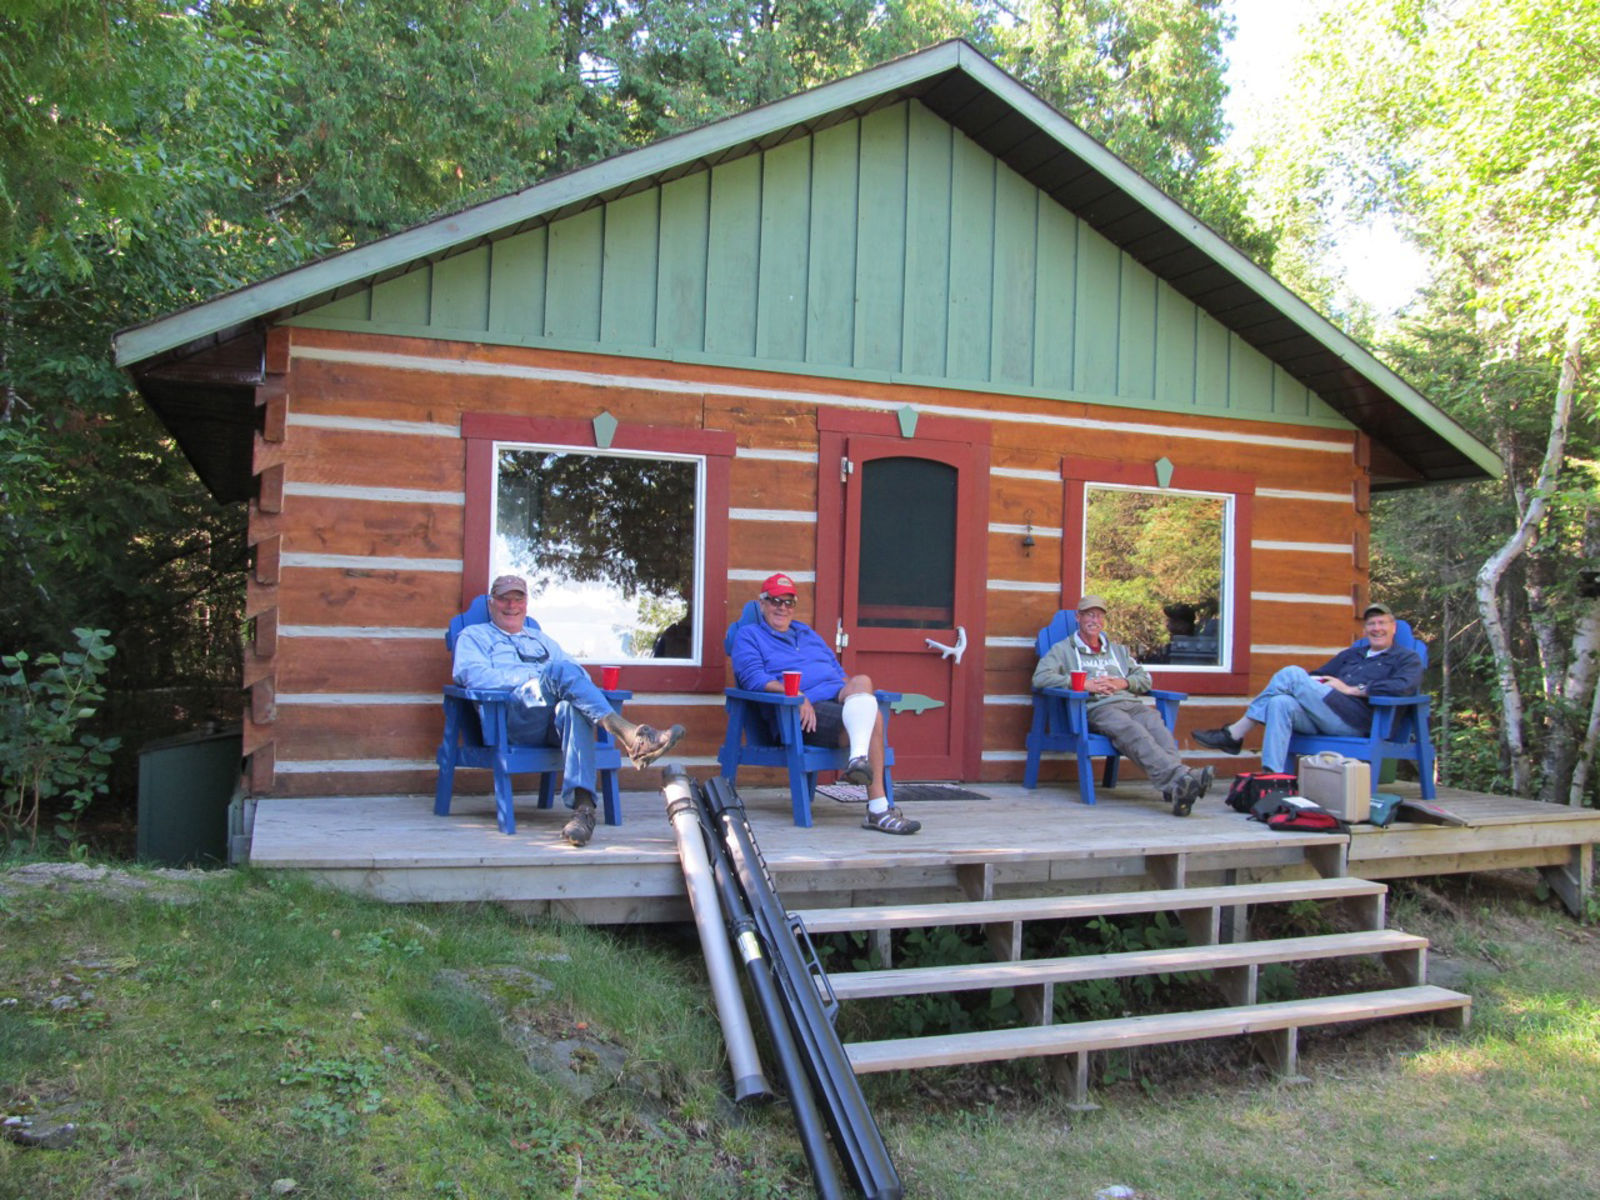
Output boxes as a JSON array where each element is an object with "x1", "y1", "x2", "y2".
[{"x1": 2, "y1": 1114, "x2": 80, "y2": 1150}]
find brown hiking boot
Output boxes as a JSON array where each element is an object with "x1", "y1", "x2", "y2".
[
  {"x1": 603, "y1": 714, "x2": 686, "y2": 768},
  {"x1": 562, "y1": 796, "x2": 597, "y2": 847}
]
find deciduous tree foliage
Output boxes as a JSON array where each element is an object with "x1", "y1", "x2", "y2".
[
  {"x1": 1241, "y1": 0, "x2": 1600, "y2": 802},
  {"x1": 1, "y1": 0, "x2": 1260, "y2": 815}
]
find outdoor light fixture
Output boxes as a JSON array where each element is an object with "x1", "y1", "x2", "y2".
[{"x1": 1021, "y1": 510, "x2": 1035, "y2": 555}]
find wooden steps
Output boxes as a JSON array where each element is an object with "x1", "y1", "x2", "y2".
[
  {"x1": 846, "y1": 986, "x2": 1471, "y2": 1078},
  {"x1": 828, "y1": 929, "x2": 1428, "y2": 1001},
  {"x1": 795, "y1": 875, "x2": 1388, "y2": 953},
  {"x1": 800, "y1": 875, "x2": 1470, "y2": 1103}
]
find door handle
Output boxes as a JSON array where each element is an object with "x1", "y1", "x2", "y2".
[{"x1": 924, "y1": 626, "x2": 967, "y2": 665}]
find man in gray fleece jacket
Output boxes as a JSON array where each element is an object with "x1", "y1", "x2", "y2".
[{"x1": 1032, "y1": 595, "x2": 1213, "y2": 816}]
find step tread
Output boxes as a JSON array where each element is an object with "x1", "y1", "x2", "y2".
[
  {"x1": 829, "y1": 930, "x2": 1427, "y2": 999},
  {"x1": 794, "y1": 876, "x2": 1387, "y2": 934},
  {"x1": 845, "y1": 985, "x2": 1471, "y2": 1073}
]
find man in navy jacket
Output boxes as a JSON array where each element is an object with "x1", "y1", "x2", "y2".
[
  {"x1": 731, "y1": 573, "x2": 920, "y2": 835},
  {"x1": 1193, "y1": 604, "x2": 1423, "y2": 772}
]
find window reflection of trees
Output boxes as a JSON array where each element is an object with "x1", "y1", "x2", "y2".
[
  {"x1": 495, "y1": 449, "x2": 696, "y2": 660},
  {"x1": 1084, "y1": 487, "x2": 1225, "y2": 665}
]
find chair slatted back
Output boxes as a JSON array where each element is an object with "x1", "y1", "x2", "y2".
[{"x1": 445, "y1": 594, "x2": 541, "y2": 652}]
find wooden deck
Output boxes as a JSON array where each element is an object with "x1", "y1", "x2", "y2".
[{"x1": 247, "y1": 777, "x2": 1600, "y2": 921}]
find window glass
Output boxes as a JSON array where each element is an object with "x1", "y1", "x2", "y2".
[
  {"x1": 493, "y1": 446, "x2": 701, "y2": 662},
  {"x1": 857, "y1": 457, "x2": 956, "y2": 629},
  {"x1": 1083, "y1": 485, "x2": 1228, "y2": 667}
]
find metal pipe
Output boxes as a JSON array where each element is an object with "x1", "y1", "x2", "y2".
[
  {"x1": 702, "y1": 775, "x2": 903, "y2": 1200},
  {"x1": 660, "y1": 765, "x2": 771, "y2": 1104},
  {"x1": 680, "y1": 770, "x2": 845, "y2": 1199}
]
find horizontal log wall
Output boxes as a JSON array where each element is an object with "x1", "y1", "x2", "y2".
[{"x1": 249, "y1": 328, "x2": 1366, "y2": 798}]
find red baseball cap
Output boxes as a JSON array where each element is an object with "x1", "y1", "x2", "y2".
[{"x1": 761, "y1": 573, "x2": 798, "y2": 598}]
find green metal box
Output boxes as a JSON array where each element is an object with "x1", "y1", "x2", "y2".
[{"x1": 136, "y1": 725, "x2": 243, "y2": 866}]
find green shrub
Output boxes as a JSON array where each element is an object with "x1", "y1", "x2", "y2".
[{"x1": 0, "y1": 626, "x2": 120, "y2": 846}]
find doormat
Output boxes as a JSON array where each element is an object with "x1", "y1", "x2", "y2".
[{"x1": 817, "y1": 782, "x2": 989, "y2": 804}]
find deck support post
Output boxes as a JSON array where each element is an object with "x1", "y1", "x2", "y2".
[
  {"x1": 1384, "y1": 946, "x2": 1424, "y2": 986},
  {"x1": 1432, "y1": 1000, "x2": 1472, "y2": 1033},
  {"x1": 1305, "y1": 840, "x2": 1348, "y2": 879},
  {"x1": 1538, "y1": 842, "x2": 1593, "y2": 917},
  {"x1": 1214, "y1": 964, "x2": 1257, "y2": 1007},
  {"x1": 1062, "y1": 1050, "x2": 1099, "y2": 1111},
  {"x1": 956, "y1": 862, "x2": 994, "y2": 902},
  {"x1": 1215, "y1": 867, "x2": 1244, "y2": 946},
  {"x1": 1252, "y1": 1027, "x2": 1305, "y2": 1081},
  {"x1": 1344, "y1": 889, "x2": 1386, "y2": 931},
  {"x1": 869, "y1": 928, "x2": 892, "y2": 970},
  {"x1": 1146, "y1": 852, "x2": 1186, "y2": 890}
]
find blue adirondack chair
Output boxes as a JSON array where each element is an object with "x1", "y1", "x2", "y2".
[
  {"x1": 435, "y1": 595, "x2": 628, "y2": 835},
  {"x1": 1022, "y1": 609, "x2": 1188, "y2": 804},
  {"x1": 1286, "y1": 618, "x2": 1436, "y2": 799},
  {"x1": 718, "y1": 599, "x2": 897, "y2": 827}
]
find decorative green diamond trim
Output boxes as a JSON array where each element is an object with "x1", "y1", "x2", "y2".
[
  {"x1": 593, "y1": 411, "x2": 619, "y2": 449},
  {"x1": 897, "y1": 406, "x2": 919, "y2": 438},
  {"x1": 891, "y1": 692, "x2": 945, "y2": 715},
  {"x1": 1154, "y1": 456, "x2": 1174, "y2": 488}
]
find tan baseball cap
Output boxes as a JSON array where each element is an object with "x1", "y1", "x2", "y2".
[{"x1": 490, "y1": 574, "x2": 528, "y2": 597}]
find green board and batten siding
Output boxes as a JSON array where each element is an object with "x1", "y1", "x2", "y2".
[{"x1": 290, "y1": 100, "x2": 1341, "y2": 427}]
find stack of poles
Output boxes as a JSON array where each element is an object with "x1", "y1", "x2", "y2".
[{"x1": 661, "y1": 765, "x2": 902, "y2": 1200}]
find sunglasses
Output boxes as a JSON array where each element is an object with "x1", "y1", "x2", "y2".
[
  {"x1": 513, "y1": 643, "x2": 549, "y2": 665},
  {"x1": 763, "y1": 594, "x2": 796, "y2": 608}
]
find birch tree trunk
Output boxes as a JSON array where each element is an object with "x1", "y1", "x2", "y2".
[
  {"x1": 1541, "y1": 597, "x2": 1600, "y2": 803},
  {"x1": 1475, "y1": 318, "x2": 1584, "y2": 797},
  {"x1": 1569, "y1": 640, "x2": 1600, "y2": 805}
]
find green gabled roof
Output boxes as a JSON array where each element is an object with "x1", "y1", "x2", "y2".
[{"x1": 115, "y1": 40, "x2": 1500, "y2": 494}]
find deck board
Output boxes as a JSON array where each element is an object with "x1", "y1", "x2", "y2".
[{"x1": 246, "y1": 779, "x2": 1600, "y2": 918}]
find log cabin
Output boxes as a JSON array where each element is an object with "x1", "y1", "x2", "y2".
[{"x1": 114, "y1": 41, "x2": 1500, "y2": 805}]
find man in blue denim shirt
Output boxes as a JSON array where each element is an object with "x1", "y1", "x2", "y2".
[
  {"x1": 453, "y1": 575, "x2": 684, "y2": 845},
  {"x1": 1193, "y1": 604, "x2": 1423, "y2": 773}
]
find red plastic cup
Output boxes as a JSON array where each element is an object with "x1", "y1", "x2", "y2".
[
  {"x1": 782, "y1": 670, "x2": 802, "y2": 697},
  {"x1": 601, "y1": 665, "x2": 620, "y2": 690},
  {"x1": 1069, "y1": 670, "x2": 1088, "y2": 691}
]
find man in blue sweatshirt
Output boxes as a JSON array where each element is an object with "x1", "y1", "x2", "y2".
[
  {"x1": 1193, "y1": 604, "x2": 1423, "y2": 772},
  {"x1": 731, "y1": 573, "x2": 919, "y2": 835}
]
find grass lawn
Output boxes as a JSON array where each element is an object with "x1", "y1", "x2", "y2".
[{"x1": 2, "y1": 863, "x2": 1596, "y2": 1199}]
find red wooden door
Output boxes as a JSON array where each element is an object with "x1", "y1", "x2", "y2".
[{"x1": 819, "y1": 431, "x2": 987, "y2": 780}]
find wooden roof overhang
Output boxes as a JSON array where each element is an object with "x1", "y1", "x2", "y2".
[{"x1": 115, "y1": 41, "x2": 1500, "y2": 504}]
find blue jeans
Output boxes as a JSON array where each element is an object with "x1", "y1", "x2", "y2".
[
  {"x1": 1246, "y1": 666, "x2": 1363, "y2": 772},
  {"x1": 503, "y1": 658, "x2": 614, "y2": 807}
]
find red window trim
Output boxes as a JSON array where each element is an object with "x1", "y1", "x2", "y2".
[
  {"x1": 462, "y1": 413, "x2": 735, "y2": 692},
  {"x1": 1060, "y1": 456, "x2": 1253, "y2": 694}
]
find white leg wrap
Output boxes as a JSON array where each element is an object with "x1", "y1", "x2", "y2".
[{"x1": 841, "y1": 692, "x2": 877, "y2": 759}]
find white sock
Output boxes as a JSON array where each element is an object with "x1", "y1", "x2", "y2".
[
  {"x1": 1228, "y1": 717, "x2": 1257, "y2": 740},
  {"x1": 867, "y1": 797, "x2": 889, "y2": 814},
  {"x1": 841, "y1": 693, "x2": 876, "y2": 759}
]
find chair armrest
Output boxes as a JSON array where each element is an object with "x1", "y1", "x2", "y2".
[
  {"x1": 444, "y1": 685, "x2": 517, "y2": 703},
  {"x1": 1037, "y1": 686, "x2": 1086, "y2": 701},
  {"x1": 725, "y1": 687, "x2": 802, "y2": 705},
  {"x1": 1368, "y1": 694, "x2": 1427, "y2": 707},
  {"x1": 875, "y1": 690, "x2": 903, "y2": 705},
  {"x1": 1148, "y1": 688, "x2": 1188, "y2": 702},
  {"x1": 446, "y1": 684, "x2": 631, "y2": 704}
]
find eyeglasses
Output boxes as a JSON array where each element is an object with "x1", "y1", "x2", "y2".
[
  {"x1": 763, "y1": 595, "x2": 796, "y2": 608},
  {"x1": 513, "y1": 643, "x2": 549, "y2": 665}
]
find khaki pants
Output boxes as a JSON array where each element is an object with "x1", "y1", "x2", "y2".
[{"x1": 1086, "y1": 699, "x2": 1188, "y2": 792}]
